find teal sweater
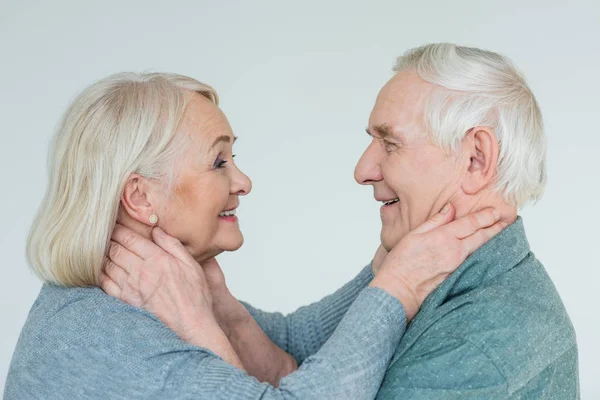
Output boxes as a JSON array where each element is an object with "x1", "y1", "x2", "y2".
[{"x1": 245, "y1": 218, "x2": 580, "y2": 399}]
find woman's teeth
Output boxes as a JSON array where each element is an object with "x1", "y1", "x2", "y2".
[
  {"x1": 219, "y1": 209, "x2": 236, "y2": 217},
  {"x1": 382, "y1": 198, "x2": 399, "y2": 206}
]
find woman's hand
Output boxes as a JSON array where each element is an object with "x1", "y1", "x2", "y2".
[
  {"x1": 101, "y1": 224, "x2": 243, "y2": 369},
  {"x1": 370, "y1": 204, "x2": 504, "y2": 321}
]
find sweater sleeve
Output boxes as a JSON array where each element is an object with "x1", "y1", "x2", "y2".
[
  {"x1": 241, "y1": 263, "x2": 374, "y2": 363},
  {"x1": 5, "y1": 284, "x2": 403, "y2": 400},
  {"x1": 161, "y1": 287, "x2": 405, "y2": 399}
]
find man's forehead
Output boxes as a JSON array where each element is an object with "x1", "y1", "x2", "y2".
[{"x1": 368, "y1": 72, "x2": 430, "y2": 139}]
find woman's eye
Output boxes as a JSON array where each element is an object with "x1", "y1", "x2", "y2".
[{"x1": 214, "y1": 157, "x2": 228, "y2": 169}]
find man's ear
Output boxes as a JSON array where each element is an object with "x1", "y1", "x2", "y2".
[
  {"x1": 120, "y1": 174, "x2": 156, "y2": 226},
  {"x1": 461, "y1": 126, "x2": 499, "y2": 195}
]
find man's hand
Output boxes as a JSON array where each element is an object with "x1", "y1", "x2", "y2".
[{"x1": 372, "y1": 244, "x2": 389, "y2": 275}]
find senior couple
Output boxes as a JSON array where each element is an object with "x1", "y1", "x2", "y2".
[{"x1": 5, "y1": 43, "x2": 578, "y2": 399}]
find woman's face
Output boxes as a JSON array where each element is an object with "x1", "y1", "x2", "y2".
[{"x1": 155, "y1": 93, "x2": 252, "y2": 262}]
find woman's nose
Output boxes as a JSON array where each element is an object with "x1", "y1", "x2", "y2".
[{"x1": 231, "y1": 164, "x2": 252, "y2": 196}]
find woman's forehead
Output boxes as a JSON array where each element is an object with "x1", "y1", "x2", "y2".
[{"x1": 180, "y1": 94, "x2": 234, "y2": 147}]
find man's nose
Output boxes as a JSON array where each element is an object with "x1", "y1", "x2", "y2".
[{"x1": 354, "y1": 140, "x2": 383, "y2": 185}]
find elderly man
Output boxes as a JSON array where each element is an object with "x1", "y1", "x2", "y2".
[
  {"x1": 230, "y1": 43, "x2": 577, "y2": 398},
  {"x1": 102, "y1": 43, "x2": 579, "y2": 398},
  {"x1": 353, "y1": 43, "x2": 579, "y2": 398}
]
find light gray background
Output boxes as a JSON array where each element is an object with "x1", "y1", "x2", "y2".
[{"x1": 1, "y1": 0, "x2": 598, "y2": 397}]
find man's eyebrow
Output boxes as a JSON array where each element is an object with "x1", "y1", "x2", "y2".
[
  {"x1": 211, "y1": 135, "x2": 238, "y2": 148},
  {"x1": 366, "y1": 125, "x2": 394, "y2": 138}
]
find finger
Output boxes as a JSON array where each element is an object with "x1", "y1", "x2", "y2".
[
  {"x1": 100, "y1": 271, "x2": 122, "y2": 299},
  {"x1": 411, "y1": 203, "x2": 456, "y2": 235},
  {"x1": 108, "y1": 241, "x2": 143, "y2": 273},
  {"x1": 104, "y1": 258, "x2": 129, "y2": 289},
  {"x1": 460, "y1": 220, "x2": 504, "y2": 257},
  {"x1": 112, "y1": 223, "x2": 163, "y2": 260},
  {"x1": 151, "y1": 227, "x2": 196, "y2": 264},
  {"x1": 444, "y1": 208, "x2": 499, "y2": 239}
]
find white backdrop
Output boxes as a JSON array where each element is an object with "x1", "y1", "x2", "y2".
[{"x1": 1, "y1": 0, "x2": 599, "y2": 397}]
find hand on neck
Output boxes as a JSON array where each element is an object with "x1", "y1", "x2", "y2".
[
  {"x1": 115, "y1": 207, "x2": 222, "y2": 267},
  {"x1": 449, "y1": 188, "x2": 518, "y2": 229},
  {"x1": 115, "y1": 207, "x2": 154, "y2": 240}
]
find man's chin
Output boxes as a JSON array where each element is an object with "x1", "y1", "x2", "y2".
[{"x1": 380, "y1": 229, "x2": 407, "y2": 252}]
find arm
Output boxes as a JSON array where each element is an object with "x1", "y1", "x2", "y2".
[
  {"x1": 240, "y1": 264, "x2": 374, "y2": 362},
  {"x1": 210, "y1": 263, "x2": 374, "y2": 385},
  {"x1": 210, "y1": 206, "x2": 503, "y2": 386},
  {"x1": 184, "y1": 287, "x2": 405, "y2": 399},
  {"x1": 148, "y1": 287, "x2": 406, "y2": 399},
  {"x1": 104, "y1": 207, "x2": 503, "y2": 392}
]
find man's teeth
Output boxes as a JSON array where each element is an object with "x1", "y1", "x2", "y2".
[
  {"x1": 381, "y1": 198, "x2": 399, "y2": 206},
  {"x1": 219, "y1": 209, "x2": 237, "y2": 217}
]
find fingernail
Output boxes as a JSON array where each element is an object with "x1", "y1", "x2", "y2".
[
  {"x1": 441, "y1": 204, "x2": 450, "y2": 214},
  {"x1": 492, "y1": 209, "x2": 500, "y2": 220},
  {"x1": 154, "y1": 227, "x2": 164, "y2": 236}
]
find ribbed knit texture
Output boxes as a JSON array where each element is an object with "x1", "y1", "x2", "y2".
[
  {"x1": 4, "y1": 274, "x2": 404, "y2": 399},
  {"x1": 242, "y1": 263, "x2": 375, "y2": 364}
]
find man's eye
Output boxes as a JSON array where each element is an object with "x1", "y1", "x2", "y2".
[{"x1": 383, "y1": 140, "x2": 398, "y2": 152}]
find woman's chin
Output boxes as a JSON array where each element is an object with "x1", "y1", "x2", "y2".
[
  {"x1": 212, "y1": 233, "x2": 245, "y2": 254},
  {"x1": 220, "y1": 235, "x2": 244, "y2": 252}
]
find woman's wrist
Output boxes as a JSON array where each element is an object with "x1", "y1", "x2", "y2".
[{"x1": 369, "y1": 271, "x2": 418, "y2": 321}]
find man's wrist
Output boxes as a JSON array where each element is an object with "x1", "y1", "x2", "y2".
[{"x1": 212, "y1": 292, "x2": 252, "y2": 337}]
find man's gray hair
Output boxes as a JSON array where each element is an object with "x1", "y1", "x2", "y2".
[{"x1": 395, "y1": 43, "x2": 546, "y2": 207}]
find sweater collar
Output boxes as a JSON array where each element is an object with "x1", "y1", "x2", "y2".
[{"x1": 424, "y1": 216, "x2": 531, "y2": 307}]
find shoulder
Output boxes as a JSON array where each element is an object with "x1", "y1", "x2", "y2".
[
  {"x1": 7, "y1": 284, "x2": 220, "y2": 399},
  {"x1": 404, "y1": 253, "x2": 577, "y2": 393},
  {"x1": 13, "y1": 283, "x2": 208, "y2": 369}
]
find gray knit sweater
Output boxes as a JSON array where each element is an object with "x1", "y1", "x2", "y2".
[{"x1": 5, "y1": 264, "x2": 402, "y2": 399}]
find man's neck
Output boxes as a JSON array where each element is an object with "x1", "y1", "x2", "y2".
[{"x1": 451, "y1": 189, "x2": 518, "y2": 228}]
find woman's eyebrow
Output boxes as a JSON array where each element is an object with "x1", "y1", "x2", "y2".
[{"x1": 210, "y1": 135, "x2": 238, "y2": 149}]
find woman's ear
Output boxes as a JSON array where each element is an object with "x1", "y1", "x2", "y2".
[
  {"x1": 461, "y1": 127, "x2": 499, "y2": 195},
  {"x1": 120, "y1": 174, "x2": 157, "y2": 226}
]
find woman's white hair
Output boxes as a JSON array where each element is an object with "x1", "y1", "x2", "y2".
[
  {"x1": 27, "y1": 72, "x2": 218, "y2": 286},
  {"x1": 394, "y1": 43, "x2": 546, "y2": 207}
]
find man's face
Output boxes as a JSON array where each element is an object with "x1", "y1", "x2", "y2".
[{"x1": 354, "y1": 72, "x2": 466, "y2": 251}]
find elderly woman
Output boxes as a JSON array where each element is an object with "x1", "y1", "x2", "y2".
[{"x1": 5, "y1": 72, "x2": 501, "y2": 399}]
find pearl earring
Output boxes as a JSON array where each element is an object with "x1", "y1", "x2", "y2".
[{"x1": 149, "y1": 214, "x2": 158, "y2": 224}]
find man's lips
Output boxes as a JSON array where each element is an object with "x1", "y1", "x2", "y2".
[{"x1": 375, "y1": 196, "x2": 400, "y2": 206}]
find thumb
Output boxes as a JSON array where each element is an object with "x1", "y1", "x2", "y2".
[
  {"x1": 411, "y1": 203, "x2": 455, "y2": 234},
  {"x1": 151, "y1": 227, "x2": 194, "y2": 263}
]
